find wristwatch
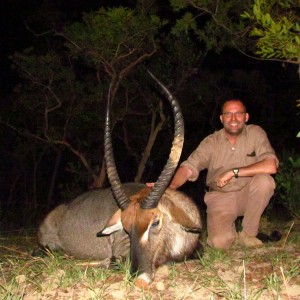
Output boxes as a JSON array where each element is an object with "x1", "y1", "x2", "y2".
[{"x1": 232, "y1": 168, "x2": 239, "y2": 178}]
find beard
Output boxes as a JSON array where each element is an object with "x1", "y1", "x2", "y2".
[{"x1": 223, "y1": 123, "x2": 245, "y2": 136}]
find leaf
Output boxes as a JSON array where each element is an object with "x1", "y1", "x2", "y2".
[
  {"x1": 169, "y1": 0, "x2": 188, "y2": 11},
  {"x1": 250, "y1": 28, "x2": 264, "y2": 37},
  {"x1": 171, "y1": 12, "x2": 196, "y2": 36},
  {"x1": 241, "y1": 11, "x2": 251, "y2": 19}
]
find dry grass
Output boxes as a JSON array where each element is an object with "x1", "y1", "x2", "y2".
[{"x1": 1, "y1": 219, "x2": 300, "y2": 300}]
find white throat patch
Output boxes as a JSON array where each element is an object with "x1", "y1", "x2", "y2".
[{"x1": 171, "y1": 235, "x2": 185, "y2": 256}]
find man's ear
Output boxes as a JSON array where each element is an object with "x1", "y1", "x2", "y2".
[
  {"x1": 220, "y1": 114, "x2": 224, "y2": 124},
  {"x1": 96, "y1": 209, "x2": 123, "y2": 237},
  {"x1": 245, "y1": 112, "x2": 249, "y2": 122}
]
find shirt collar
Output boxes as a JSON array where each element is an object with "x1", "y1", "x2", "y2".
[{"x1": 221, "y1": 124, "x2": 248, "y2": 142}]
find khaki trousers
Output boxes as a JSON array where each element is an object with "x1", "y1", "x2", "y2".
[{"x1": 205, "y1": 174, "x2": 276, "y2": 249}]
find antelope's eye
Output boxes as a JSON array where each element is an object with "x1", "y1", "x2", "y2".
[{"x1": 151, "y1": 219, "x2": 160, "y2": 228}]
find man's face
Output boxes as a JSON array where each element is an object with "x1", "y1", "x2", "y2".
[{"x1": 220, "y1": 101, "x2": 249, "y2": 136}]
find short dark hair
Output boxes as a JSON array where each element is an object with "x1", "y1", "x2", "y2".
[{"x1": 221, "y1": 99, "x2": 247, "y2": 114}]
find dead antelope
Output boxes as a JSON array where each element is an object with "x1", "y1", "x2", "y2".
[
  {"x1": 98, "y1": 70, "x2": 203, "y2": 288},
  {"x1": 35, "y1": 71, "x2": 203, "y2": 288}
]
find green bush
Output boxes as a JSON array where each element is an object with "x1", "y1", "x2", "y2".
[{"x1": 274, "y1": 152, "x2": 300, "y2": 219}]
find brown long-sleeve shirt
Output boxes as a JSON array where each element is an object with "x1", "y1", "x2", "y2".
[{"x1": 181, "y1": 124, "x2": 279, "y2": 192}]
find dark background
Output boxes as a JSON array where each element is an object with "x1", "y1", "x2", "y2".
[{"x1": 0, "y1": 0, "x2": 299, "y2": 230}]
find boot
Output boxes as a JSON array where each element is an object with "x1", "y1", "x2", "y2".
[{"x1": 238, "y1": 231, "x2": 263, "y2": 248}]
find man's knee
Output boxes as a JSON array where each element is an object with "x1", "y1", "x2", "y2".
[{"x1": 252, "y1": 174, "x2": 276, "y2": 193}]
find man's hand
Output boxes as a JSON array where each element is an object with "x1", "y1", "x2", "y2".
[
  {"x1": 216, "y1": 170, "x2": 234, "y2": 188},
  {"x1": 146, "y1": 182, "x2": 177, "y2": 190},
  {"x1": 146, "y1": 182, "x2": 154, "y2": 188}
]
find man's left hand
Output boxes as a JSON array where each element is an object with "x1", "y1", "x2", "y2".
[{"x1": 216, "y1": 170, "x2": 233, "y2": 188}]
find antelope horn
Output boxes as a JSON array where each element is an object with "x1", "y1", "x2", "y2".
[
  {"x1": 140, "y1": 70, "x2": 184, "y2": 209},
  {"x1": 104, "y1": 83, "x2": 131, "y2": 210}
]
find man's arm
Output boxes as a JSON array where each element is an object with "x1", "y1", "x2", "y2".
[
  {"x1": 216, "y1": 157, "x2": 278, "y2": 188},
  {"x1": 169, "y1": 165, "x2": 193, "y2": 189},
  {"x1": 233, "y1": 157, "x2": 277, "y2": 177}
]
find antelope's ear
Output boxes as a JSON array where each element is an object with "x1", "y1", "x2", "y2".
[
  {"x1": 172, "y1": 206, "x2": 202, "y2": 233},
  {"x1": 96, "y1": 209, "x2": 123, "y2": 237},
  {"x1": 159, "y1": 198, "x2": 202, "y2": 233}
]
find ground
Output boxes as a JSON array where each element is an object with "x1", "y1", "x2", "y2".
[{"x1": 1, "y1": 219, "x2": 300, "y2": 299}]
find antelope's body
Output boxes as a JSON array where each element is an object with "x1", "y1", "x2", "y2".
[{"x1": 36, "y1": 183, "x2": 144, "y2": 260}]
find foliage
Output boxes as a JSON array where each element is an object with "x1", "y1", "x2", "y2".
[
  {"x1": 274, "y1": 152, "x2": 300, "y2": 219},
  {"x1": 62, "y1": 7, "x2": 163, "y2": 79},
  {"x1": 241, "y1": 0, "x2": 300, "y2": 137},
  {"x1": 170, "y1": 0, "x2": 252, "y2": 53},
  {"x1": 170, "y1": 0, "x2": 300, "y2": 65},
  {"x1": 241, "y1": 0, "x2": 300, "y2": 64}
]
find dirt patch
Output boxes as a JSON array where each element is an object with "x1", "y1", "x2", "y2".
[{"x1": 1, "y1": 220, "x2": 300, "y2": 299}]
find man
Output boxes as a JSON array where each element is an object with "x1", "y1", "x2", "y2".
[{"x1": 169, "y1": 99, "x2": 278, "y2": 249}]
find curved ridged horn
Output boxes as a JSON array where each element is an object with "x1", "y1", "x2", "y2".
[
  {"x1": 104, "y1": 83, "x2": 131, "y2": 210},
  {"x1": 140, "y1": 70, "x2": 184, "y2": 209}
]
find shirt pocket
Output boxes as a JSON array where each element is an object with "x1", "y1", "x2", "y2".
[{"x1": 245, "y1": 150, "x2": 258, "y2": 165}]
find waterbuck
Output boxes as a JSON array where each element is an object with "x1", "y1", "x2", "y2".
[
  {"x1": 98, "y1": 70, "x2": 203, "y2": 287},
  {"x1": 35, "y1": 71, "x2": 203, "y2": 288}
]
